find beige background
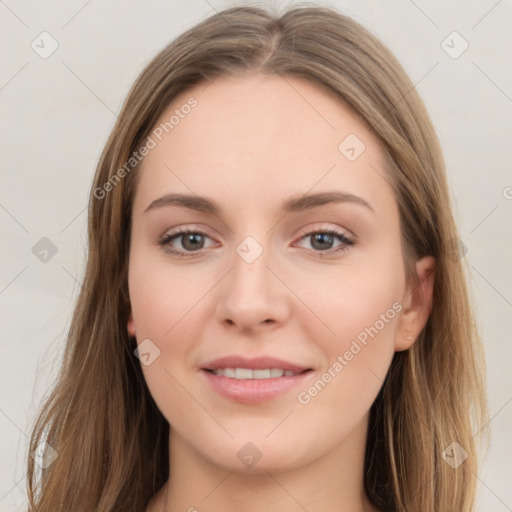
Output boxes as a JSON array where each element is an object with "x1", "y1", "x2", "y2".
[{"x1": 1, "y1": 0, "x2": 511, "y2": 510}]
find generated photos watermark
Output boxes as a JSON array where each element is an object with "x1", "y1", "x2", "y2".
[
  {"x1": 93, "y1": 97, "x2": 198, "y2": 200},
  {"x1": 297, "y1": 301, "x2": 402, "y2": 405}
]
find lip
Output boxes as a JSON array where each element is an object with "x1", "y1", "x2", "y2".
[
  {"x1": 201, "y1": 370, "x2": 313, "y2": 404},
  {"x1": 201, "y1": 355, "x2": 311, "y2": 373},
  {"x1": 200, "y1": 355, "x2": 313, "y2": 404}
]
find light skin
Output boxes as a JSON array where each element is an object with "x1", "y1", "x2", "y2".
[{"x1": 126, "y1": 74, "x2": 435, "y2": 512}]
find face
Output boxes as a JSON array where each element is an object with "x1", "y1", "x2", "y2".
[{"x1": 127, "y1": 74, "x2": 430, "y2": 474}]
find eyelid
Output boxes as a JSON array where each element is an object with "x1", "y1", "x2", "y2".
[
  {"x1": 158, "y1": 223, "x2": 356, "y2": 256},
  {"x1": 157, "y1": 225, "x2": 217, "y2": 249},
  {"x1": 158, "y1": 223, "x2": 214, "y2": 239},
  {"x1": 294, "y1": 222, "x2": 355, "y2": 240},
  {"x1": 158, "y1": 224, "x2": 354, "y2": 243}
]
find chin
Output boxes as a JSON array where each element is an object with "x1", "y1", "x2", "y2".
[{"x1": 200, "y1": 438, "x2": 312, "y2": 475}]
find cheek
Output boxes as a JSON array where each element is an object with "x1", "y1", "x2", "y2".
[
  {"x1": 293, "y1": 269, "x2": 401, "y2": 441},
  {"x1": 298, "y1": 253, "x2": 404, "y2": 346},
  {"x1": 295, "y1": 252, "x2": 404, "y2": 401},
  {"x1": 128, "y1": 252, "x2": 208, "y2": 338},
  {"x1": 128, "y1": 256, "x2": 211, "y2": 424}
]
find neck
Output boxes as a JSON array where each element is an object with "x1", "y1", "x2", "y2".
[{"x1": 148, "y1": 414, "x2": 379, "y2": 512}]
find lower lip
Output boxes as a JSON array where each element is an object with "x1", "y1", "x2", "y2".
[{"x1": 201, "y1": 369, "x2": 313, "y2": 404}]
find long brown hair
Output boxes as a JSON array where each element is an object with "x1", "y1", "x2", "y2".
[{"x1": 26, "y1": 4, "x2": 488, "y2": 511}]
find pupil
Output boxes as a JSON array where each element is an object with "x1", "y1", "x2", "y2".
[
  {"x1": 180, "y1": 233, "x2": 336, "y2": 252},
  {"x1": 312, "y1": 233, "x2": 333, "y2": 250},
  {"x1": 183, "y1": 234, "x2": 203, "y2": 250}
]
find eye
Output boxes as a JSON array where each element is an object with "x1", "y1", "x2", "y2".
[
  {"x1": 157, "y1": 228, "x2": 215, "y2": 257},
  {"x1": 295, "y1": 228, "x2": 355, "y2": 256},
  {"x1": 157, "y1": 227, "x2": 355, "y2": 258}
]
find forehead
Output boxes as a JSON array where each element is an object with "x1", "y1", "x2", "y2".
[{"x1": 133, "y1": 74, "x2": 393, "y2": 217}]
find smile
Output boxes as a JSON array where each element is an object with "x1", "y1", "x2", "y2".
[
  {"x1": 201, "y1": 368, "x2": 313, "y2": 404},
  {"x1": 208, "y1": 368, "x2": 303, "y2": 379}
]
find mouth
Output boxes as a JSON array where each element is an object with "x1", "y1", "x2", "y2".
[
  {"x1": 200, "y1": 358, "x2": 314, "y2": 404},
  {"x1": 201, "y1": 355, "x2": 311, "y2": 374},
  {"x1": 202, "y1": 367, "x2": 312, "y2": 379}
]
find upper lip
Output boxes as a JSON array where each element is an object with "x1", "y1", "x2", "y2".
[{"x1": 201, "y1": 355, "x2": 311, "y2": 373}]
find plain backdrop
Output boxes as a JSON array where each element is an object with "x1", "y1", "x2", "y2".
[{"x1": 1, "y1": 0, "x2": 511, "y2": 510}]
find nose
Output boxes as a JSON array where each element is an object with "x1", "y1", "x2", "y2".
[{"x1": 214, "y1": 237, "x2": 290, "y2": 333}]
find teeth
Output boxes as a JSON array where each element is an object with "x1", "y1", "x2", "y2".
[
  {"x1": 235, "y1": 368, "x2": 253, "y2": 379},
  {"x1": 212, "y1": 368, "x2": 299, "y2": 379},
  {"x1": 254, "y1": 369, "x2": 272, "y2": 379}
]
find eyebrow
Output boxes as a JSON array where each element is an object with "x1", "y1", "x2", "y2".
[{"x1": 143, "y1": 191, "x2": 374, "y2": 216}]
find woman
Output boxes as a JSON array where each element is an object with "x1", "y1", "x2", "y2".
[{"x1": 26, "y1": 5, "x2": 488, "y2": 512}]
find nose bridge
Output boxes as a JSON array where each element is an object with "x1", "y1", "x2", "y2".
[
  {"x1": 231, "y1": 233, "x2": 273, "y2": 302},
  {"x1": 215, "y1": 232, "x2": 288, "y2": 329}
]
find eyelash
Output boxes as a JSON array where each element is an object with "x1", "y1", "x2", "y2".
[{"x1": 157, "y1": 227, "x2": 356, "y2": 258}]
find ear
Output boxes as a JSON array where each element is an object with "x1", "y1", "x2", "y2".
[
  {"x1": 395, "y1": 256, "x2": 436, "y2": 352},
  {"x1": 127, "y1": 311, "x2": 136, "y2": 338}
]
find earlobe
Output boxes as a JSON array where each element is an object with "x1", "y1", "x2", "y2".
[
  {"x1": 127, "y1": 312, "x2": 136, "y2": 337},
  {"x1": 394, "y1": 256, "x2": 436, "y2": 352}
]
